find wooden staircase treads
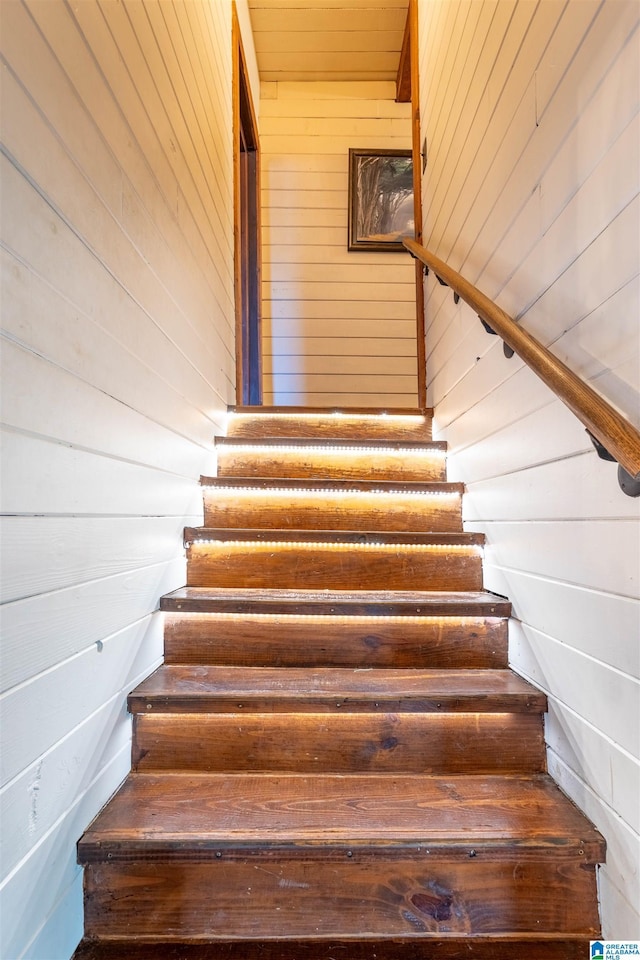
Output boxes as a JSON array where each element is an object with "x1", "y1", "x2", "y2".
[
  {"x1": 160, "y1": 587, "x2": 511, "y2": 618},
  {"x1": 129, "y1": 666, "x2": 546, "y2": 713},
  {"x1": 201, "y1": 477, "x2": 461, "y2": 493},
  {"x1": 78, "y1": 773, "x2": 605, "y2": 861},
  {"x1": 161, "y1": 590, "x2": 509, "y2": 668},
  {"x1": 131, "y1": 712, "x2": 545, "y2": 774},
  {"x1": 216, "y1": 437, "x2": 446, "y2": 451},
  {"x1": 163, "y1": 614, "x2": 509, "y2": 669},
  {"x1": 215, "y1": 437, "x2": 448, "y2": 483},
  {"x1": 185, "y1": 529, "x2": 484, "y2": 546},
  {"x1": 226, "y1": 407, "x2": 433, "y2": 441},
  {"x1": 229, "y1": 406, "x2": 433, "y2": 416},
  {"x1": 186, "y1": 535, "x2": 484, "y2": 592},
  {"x1": 82, "y1": 856, "x2": 601, "y2": 938},
  {"x1": 76, "y1": 400, "x2": 605, "y2": 946},
  {"x1": 201, "y1": 481, "x2": 463, "y2": 533},
  {"x1": 71, "y1": 936, "x2": 599, "y2": 959}
]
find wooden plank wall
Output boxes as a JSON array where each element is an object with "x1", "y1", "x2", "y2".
[
  {"x1": 418, "y1": 0, "x2": 639, "y2": 937},
  {"x1": 260, "y1": 80, "x2": 418, "y2": 407},
  {"x1": 0, "y1": 1, "x2": 247, "y2": 956}
]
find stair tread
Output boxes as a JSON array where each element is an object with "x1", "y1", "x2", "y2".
[
  {"x1": 230, "y1": 406, "x2": 432, "y2": 416},
  {"x1": 161, "y1": 587, "x2": 511, "y2": 616},
  {"x1": 185, "y1": 528, "x2": 484, "y2": 545},
  {"x1": 71, "y1": 935, "x2": 598, "y2": 959},
  {"x1": 216, "y1": 436, "x2": 447, "y2": 451},
  {"x1": 129, "y1": 665, "x2": 546, "y2": 712},
  {"x1": 76, "y1": 403, "x2": 605, "y2": 943},
  {"x1": 79, "y1": 773, "x2": 605, "y2": 861},
  {"x1": 226, "y1": 407, "x2": 433, "y2": 441},
  {"x1": 201, "y1": 477, "x2": 462, "y2": 493}
]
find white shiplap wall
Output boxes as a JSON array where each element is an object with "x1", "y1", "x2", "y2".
[
  {"x1": 418, "y1": 0, "x2": 639, "y2": 936},
  {"x1": 260, "y1": 80, "x2": 418, "y2": 407},
  {"x1": 0, "y1": 1, "x2": 241, "y2": 956}
]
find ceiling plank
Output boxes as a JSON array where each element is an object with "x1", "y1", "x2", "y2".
[
  {"x1": 254, "y1": 30, "x2": 405, "y2": 53},
  {"x1": 249, "y1": 0, "x2": 408, "y2": 8},
  {"x1": 250, "y1": 8, "x2": 406, "y2": 33},
  {"x1": 248, "y1": 1, "x2": 409, "y2": 85}
]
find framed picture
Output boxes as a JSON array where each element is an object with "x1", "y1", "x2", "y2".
[{"x1": 348, "y1": 148, "x2": 414, "y2": 252}]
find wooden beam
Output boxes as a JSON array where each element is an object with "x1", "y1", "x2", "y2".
[
  {"x1": 395, "y1": 4, "x2": 411, "y2": 102},
  {"x1": 408, "y1": 0, "x2": 426, "y2": 406}
]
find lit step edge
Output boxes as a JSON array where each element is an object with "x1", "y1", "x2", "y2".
[
  {"x1": 159, "y1": 587, "x2": 510, "y2": 617},
  {"x1": 184, "y1": 529, "x2": 484, "y2": 546}
]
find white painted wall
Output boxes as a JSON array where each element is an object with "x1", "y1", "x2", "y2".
[
  {"x1": 0, "y1": 1, "x2": 238, "y2": 956},
  {"x1": 418, "y1": 0, "x2": 639, "y2": 935},
  {"x1": 260, "y1": 80, "x2": 418, "y2": 407}
]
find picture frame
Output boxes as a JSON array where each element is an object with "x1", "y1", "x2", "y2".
[{"x1": 348, "y1": 148, "x2": 414, "y2": 252}]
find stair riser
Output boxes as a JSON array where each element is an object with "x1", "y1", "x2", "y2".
[
  {"x1": 186, "y1": 544, "x2": 483, "y2": 591},
  {"x1": 226, "y1": 416, "x2": 432, "y2": 442},
  {"x1": 216, "y1": 450, "x2": 447, "y2": 482},
  {"x1": 132, "y1": 713, "x2": 546, "y2": 774},
  {"x1": 164, "y1": 615, "x2": 509, "y2": 668},
  {"x1": 202, "y1": 492, "x2": 463, "y2": 533},
  {"x1": 71, "y1": 937, "x2": 601, "y2": 960},
  {"x1": 83, "y1": 859, "x2": 600, "y2": 939}
]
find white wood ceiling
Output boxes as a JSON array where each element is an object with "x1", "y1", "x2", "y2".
[{"x1": 247, "y1": 0, "x2": 409, "y2": 82}]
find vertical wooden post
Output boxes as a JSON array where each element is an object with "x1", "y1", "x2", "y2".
[
  {"x1": 232, "y1": 4, "x2": 262, "y2": 406},
  {"x1": 409, "y1": 0, "x2": 427, "y2": 408}
]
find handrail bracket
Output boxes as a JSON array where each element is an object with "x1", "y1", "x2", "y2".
[
  {"x1": 478, "y1": 316, "x2": 514, "y2": 360},
  {"x1": 618, "y1": 466, "x2": 640, "y2": 498},
  {"x1": 589, "y1": 431, "x2": 640, "y2": 498}
]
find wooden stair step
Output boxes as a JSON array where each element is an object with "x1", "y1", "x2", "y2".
[
  {"x1": 185, "y1": 530, "x2": 484, "y2": 591},
  {"x1": 129, "y1": 668, "x2": 546, "y2": 775},
  {"x1": 78, "y1": 773, "x2": 604, "y2": 864},
  {"x1": 226, "y1": 406, "x2": 433, "y2": 441},
  {"x1": 131, "y1": 713, "x2": 545, "y2": 775},
  {"x1": 201, "y1": 477, "x2": 459, "y2": 492},
  {"x1": 74, "y1": 403, "x2": 605, "y2": 947},
  {"x1": 161, "y1": 587, "x2": 511, "y2": 618},
  {"x1": 72, "y1": 935, "x2": 598, "y2": 959},
  {"x1": 78, "y1": 773, "x2": 604, "y2": 939},
  {"x1": 186, "y1": 529, "x2": 484, "y2": 546},
  {"x1": 129, "y1": 666, "x2": 546, "y2": 713},
  {"x1": 201, "y1": 478, "x2": 463, "y2": 533},
  {"x1": 215, "y1": 436, "x2": 448, "y2": 482},
  {"x1": 162, "y1": 588, "x2": 510, "y2": 669},
  {"x1": 79, "y1": 772, "x2": 605, "y2": 860}
]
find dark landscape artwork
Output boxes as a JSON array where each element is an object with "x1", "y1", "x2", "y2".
[{"x1": 348, "y1": 148, "x2": 414, "y2": 251}]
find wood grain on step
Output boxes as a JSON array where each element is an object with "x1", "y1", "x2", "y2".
[
  {"x1": 164, "y1": 613, "x2": 508, "y2": 669},
  {"x1": 131, "y1": 712, "x2": 545, "y2": 774},
  {"x1": 201, "y1": 478, "x2": 459, "y2": 492},
  {"x1": 202, "y1": 485, "x2": 463, "y2": 533},
  {"x1": 185, "y1": 529, "x2": 485, "y2": 546},
  {"x1": 225, "y1": 410, "x2": 433, "y2": 441},
  {"x1": 215, "y1": 443, "x2": 447, "y2": 482},
  {"x1": 229, "y1": 406, "x2": 433, "y2": 416},
  {"x1": 78, "y1": 773, "x2": 605, "y2": 859},
  {"x1": 186, "y1": 541, "x2": 483, "y2": 591},
  {"x1": 71, "y1": 936, "x2": 599, "y2": 960},
  {"x1": 82, "y1": 857, "x2": 600, "y2": 938},
  {"x1": 129, "y1": 666, "x2": 546, "y2": 713},
  {"x1": 160, "y1": 587, "x2": 511, "y2": 618}
]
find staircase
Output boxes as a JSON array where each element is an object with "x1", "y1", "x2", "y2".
[{"x1": 73, "y1": 406, "x2": 605, "y2": 959}]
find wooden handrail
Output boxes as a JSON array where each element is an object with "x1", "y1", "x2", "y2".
[{"x1": 404, "y1": 238, "x2": 640, "y2": 487}]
